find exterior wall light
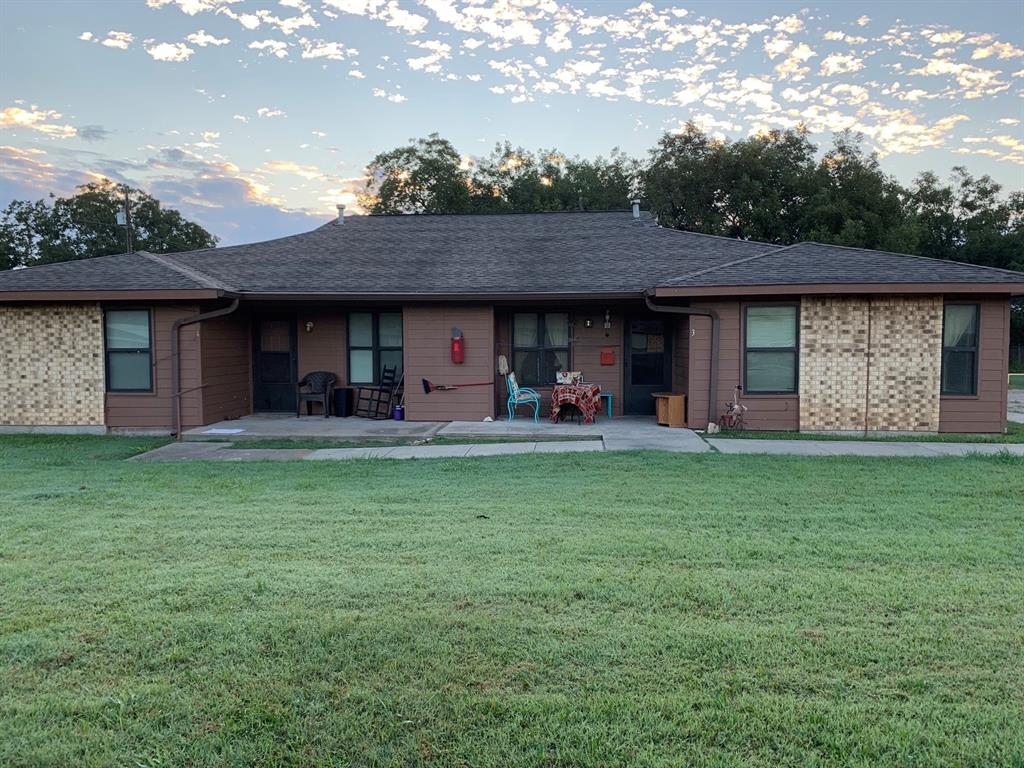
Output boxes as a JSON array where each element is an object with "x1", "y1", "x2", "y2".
[{"x1": 305, "y1": 321, "x2": 314, "y2": 333}]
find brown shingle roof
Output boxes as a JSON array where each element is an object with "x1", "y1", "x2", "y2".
[{"x1": 1, "y1": 210, "x2": 1021, "y2": 296}]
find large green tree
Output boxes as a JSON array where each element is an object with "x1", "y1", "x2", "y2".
[
  {"x1": 359, "y1": 133, "x2": 471, "y2": 214},
  {"x1": 798, "y1": 132, "x2": 918, "y2": 252},
  {"x1": 0, "y1": 180, "x2": 217, "y2": 270}
]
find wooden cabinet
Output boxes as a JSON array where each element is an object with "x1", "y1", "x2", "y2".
[{"x1": 652, "y1": 392, "x2": 686, "y2": 428}]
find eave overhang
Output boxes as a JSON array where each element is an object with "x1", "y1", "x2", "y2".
[{"x1": 651, "y1": 282, "x2": 1024, "y2": 298}]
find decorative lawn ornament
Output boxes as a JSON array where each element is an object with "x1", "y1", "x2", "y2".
[{"x1": 719, "y1": 386, "x2": 748, "y2": 430}]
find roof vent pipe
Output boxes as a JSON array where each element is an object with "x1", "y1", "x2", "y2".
[
  {"x1": 631, "y1": 199, "x2": 641, "y2": 219},
  {"x1": 336, "y1": 204, "x2": 345, "y2": 224}
]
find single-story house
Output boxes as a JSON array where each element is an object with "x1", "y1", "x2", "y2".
[{"x1": 1, "y1": 207, "x2": 1022, "y2": 435}]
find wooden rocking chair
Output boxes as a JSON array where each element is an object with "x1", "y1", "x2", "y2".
[{"x1": 354, "y1": 365, "x2": 402, "y2": 419}]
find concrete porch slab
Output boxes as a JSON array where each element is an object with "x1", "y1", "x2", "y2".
[
  {"x1": 183, "y1": 414, "x2": 445, "y2": 441},
  {"x1": 441, "y1": 416, "x2": 709, "y2": 452}
]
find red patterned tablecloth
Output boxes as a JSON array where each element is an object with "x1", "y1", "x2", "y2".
[{"x1": 550, "y1": 383, "x2": 602, "y2": 425}]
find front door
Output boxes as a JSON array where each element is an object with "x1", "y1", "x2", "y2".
[
  {"x1": 252, "y1": 316, "x2": 297, "y2": 412},
  {"x1": 624, "y1": 318, "x2": 672, "y2": 415}
]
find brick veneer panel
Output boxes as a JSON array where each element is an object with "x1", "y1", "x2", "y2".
[
  {"x1": 799, "y1": 297, "x2": 870, "y2": 431},
  {"x1": 0, "y1": 303, "x2": 105, "y2": 426},
  {"x1": 799, "y1": 296, "x2": 941, "y2": 432},
  {"x1": 865, "y1": 296, "x2": 942, "y2": 432}
]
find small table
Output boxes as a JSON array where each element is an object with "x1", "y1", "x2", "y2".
[
  {"x1": 652, "y1": 392, "x2": 686, "y2": 428},
  {"x1": 550, "y1": 383, "x2": 602, "y2": 425}
]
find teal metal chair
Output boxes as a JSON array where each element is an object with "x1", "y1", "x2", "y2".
[{"x1": 506, "y1": 372, "x2": 540, "y2": 423}]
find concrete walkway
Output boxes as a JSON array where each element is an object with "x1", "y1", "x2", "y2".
[
  {"x1": 132, "y1": 432, "x2": 1023, "y2": 461},
  {"x1": 1008, "y1": 389, "x2": 1024, "y2": 424},
  {"x1": 132, "y1": 439, "x2": 605, "y2": 462},
  {"x1": 707, "y1": 438, "x2": 1024, "y2": 457}
]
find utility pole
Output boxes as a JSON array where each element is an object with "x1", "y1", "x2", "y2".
[
  {"x1": 117, "y1": 190, "x2": 133, "y2": 253},
  {"x1": 124, "y1": 189, "x2": 133, "y2": 254}
]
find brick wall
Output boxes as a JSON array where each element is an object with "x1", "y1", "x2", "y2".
[
  {"x1": 799, "y1": 295, "x2": 942, "y2": 432},
  {"x1": 0, "y1": 303, "x2": 105, "y2": 426}
]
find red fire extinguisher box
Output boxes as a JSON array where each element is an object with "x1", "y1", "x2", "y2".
[
  {"x1": 600, "y1": 347, "x2": 615, "y2": 366},
  {"x1": 451, "y1": 327, "x2": 465, "y2": 364}
]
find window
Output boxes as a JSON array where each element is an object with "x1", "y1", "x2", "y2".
[
  {"x1": 744, "y1": 305, "x2": 798, "y2": 394},
  {"x1": 104, "y1": 309, "x2": 152, "y2": 392},
  {"x1": 348, "y1": 311, "x2": 403, "y2": 384},
  {"x1": 941, "y1": 304, "x2": 979, "y2": 396},
  {"x1": 512, "y1": 312, "x2": 569, "y2": 387}
]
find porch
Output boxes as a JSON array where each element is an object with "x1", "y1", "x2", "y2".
[
  {"x1": 236, "y1": 300, "x2": 691, "y2": 426},
  {"x1": 182, "y1": 413, "x2": 709, "y2": 452}
]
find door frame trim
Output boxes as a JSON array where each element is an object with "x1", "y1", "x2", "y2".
[
  {"x1": 251, "y1": 313, "x2": 298, "y2": 412},
  {"x1": 622, "y1": 315, "x2": 673, "y2": 415}
]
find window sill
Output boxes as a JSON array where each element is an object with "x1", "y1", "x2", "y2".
[
  {"x1": 742, "y1": 392, "x2": 798, "y2": 398},
  {"x1": 940, "y1": 394, "x2": 979, "y2": 400}
]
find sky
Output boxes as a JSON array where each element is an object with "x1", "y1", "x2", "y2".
[{"x1": 1, "y1": 0, "x2": 1022, "y2": 245}]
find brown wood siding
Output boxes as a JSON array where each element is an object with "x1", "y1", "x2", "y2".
[
  {"x1": 297, "y1": 309, "x2": 347, "y2": 384},
  {"x1": 105, "y1": 304, "x2": 204, "y2": 429},
  {"x1": 672, "y1": 316, "x2": 689, "y2": 394},
  {"x1": 495, "y1": 308, "x2": 625, "y2": 418},
  {"x1": 688, "y1": 301, "x2": 799, "y2": 431},
  {"x1": 939, "y1": 297, "x2": 1009, "y2": 433},
  {"x1": 200, "y1": 310, "x2": 251, "y2": 424},
  {"x1": 403, "y1": 305, "x2": 495, "y2": 421}
]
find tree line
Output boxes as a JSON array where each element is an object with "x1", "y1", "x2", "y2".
[
  {"x1": 360, "y1": 126, "x2": 1023, "y2": 275},
  {"x1": 0, "y1": 180, "x2": 218, "y2": 272},
  {"x1": 2, "y1": 126, "x2": 1020, "y2": 340}
]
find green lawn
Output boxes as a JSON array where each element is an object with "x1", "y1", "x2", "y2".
[
  {"x1": 716, "y1": 420, "x2": 1024, "y2": 443},
  {"x1": 1, "y1": 436, "x2": 1022, "y2": 767}
]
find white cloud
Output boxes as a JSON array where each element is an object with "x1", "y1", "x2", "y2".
[
  {"x1": 775, "y1": 42, "x2": 816, "y2": 81},
  {"x1": 0, "y1": 105, "x2": 78, "y2": 138},
  {"x1": 300, "y1": 39, "x2": 355, "y2": 60},
  {"x1": 971, "y1": 41, "x2": 1024, "y2": 60},
  {"x1": 78, "y1": 32, "x2": 95, "y2": 42},
  {"x1": 371, "y1": 87, "x2": 407, "y2": 102},
  {"x1": 256, "y1": 107, "x2": 286, "y2": 118},
  {"x1": 249, "y1": 39, "x2": 289, "y2": 58},
  {"x1": 145, "y1": 0, "x2": 242, "y2": 14},
  {"x1": 186, "y1": 30, "x2": 230, "y2": 46},
  {"x1": 928, "y1": 30, "x2": 965, "y2": 44},
  {"x1": 348, "y1": 69, "x2": 366, "y2": 78},
  {"x1": 145, "y1": 41, "x2": 195, "y2": 62},
  {"x1": 910, "y1": 57, "x2": 1008, "y2": 98},
  {"x1": 856, "y1": 15, "x2": 870, "y2": 26},
  {"x1": 101, "y1": 31, "x2": 134, "y2": 49},
  {"x1": 820, "y1": 53, "x2": 864, "y2": 76},
  {"x1": 232, "y1": 114, "x2": 249, "y2": 122}
]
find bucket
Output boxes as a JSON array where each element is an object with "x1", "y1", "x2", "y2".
[{"x1": 393, "y1": 405, "x2": 405, "y2": 421}]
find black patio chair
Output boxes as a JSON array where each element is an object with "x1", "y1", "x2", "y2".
[
  {"x1": 297, "y1": 371, "x2": 337, "y2": 418},
  {"x1": 354, "y1": 365, "x2": 401, "y2": 419}
]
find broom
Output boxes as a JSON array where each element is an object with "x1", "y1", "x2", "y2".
[{"x1": 422, "y1": 378, "x2": 494, "y2": 394}]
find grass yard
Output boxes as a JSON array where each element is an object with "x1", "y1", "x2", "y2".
[
  {"x1": 717, "y1": 420, "x2": 1024, "y2": 443},
  {"x1": 1, "y1": 436, "x2": 1022, "y2": 767}
]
